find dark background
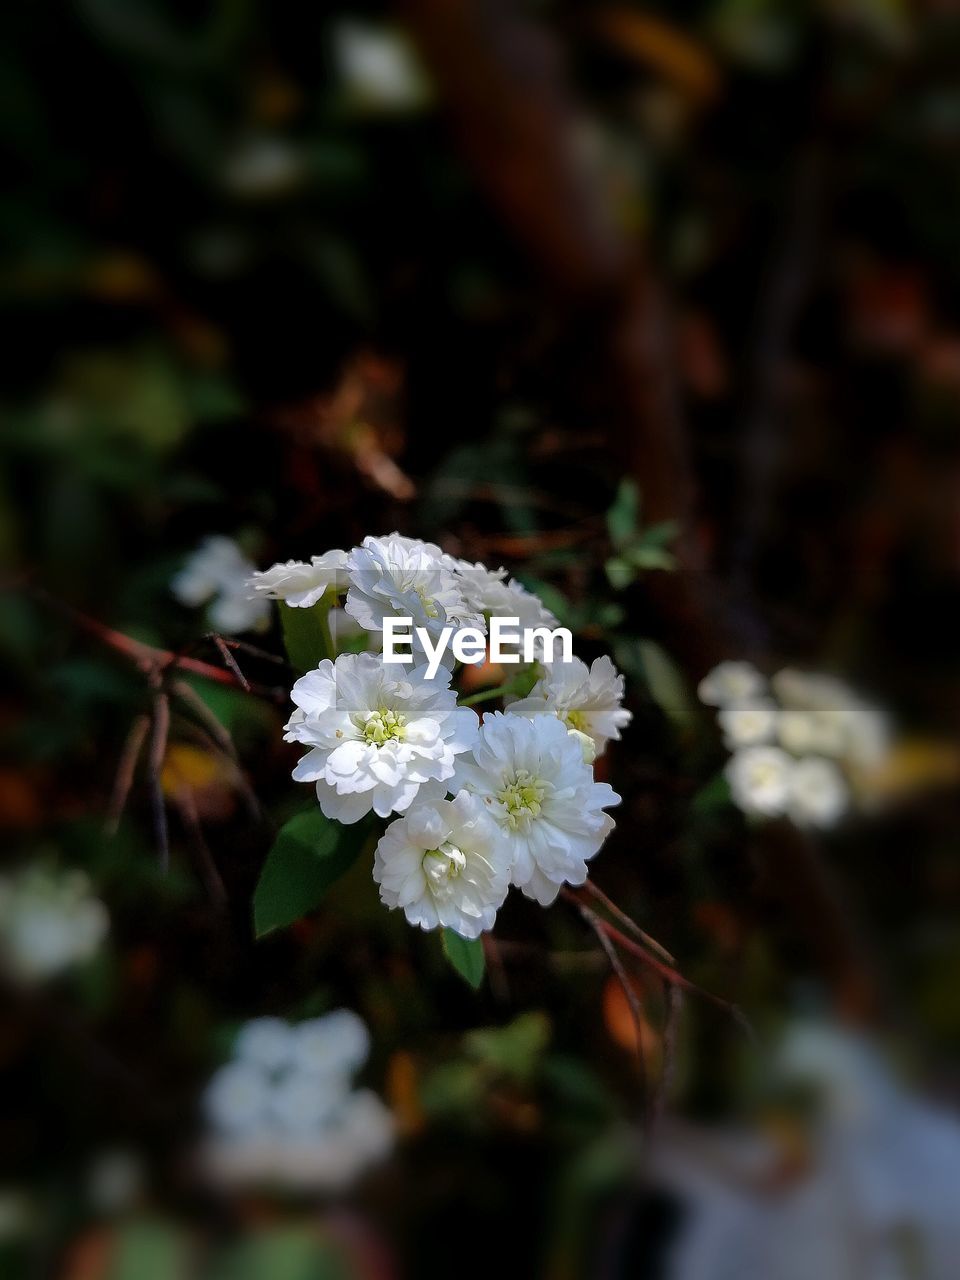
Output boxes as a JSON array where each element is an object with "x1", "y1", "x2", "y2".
[{"x1": 2, "y1": 2, "x2": 959, "y2": 1277}]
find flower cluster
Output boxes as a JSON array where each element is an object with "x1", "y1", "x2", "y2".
[
  {"x1": 254, "y1": 533, "x2": 629, "y2": 938},
  {"x1": 201, "y1": 1011, "x2": 393, "y2": 1193},
  {"x1": 698, "y1": 662, "x2": 891, "y2": 828},
  {"x1": 0, "y1": 865, "x2": 108, "y2": 984},
  {"x1": 171, "y1": 536, "x2": 270, "y2": 634}
]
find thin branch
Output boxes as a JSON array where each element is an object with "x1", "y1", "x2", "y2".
[
  {"x1": 24, "y1": 584, "x2": 286, "y2": 701},
  {"x1": 580, "y1": 879, "x2": 677, "y2": 966},
  {"x1": 104, "y1": 713, "x2": 150, "y2": 835},
  {"x1": 209, "y1": 633, "x2": 250, "y2": 691},
  {"x1": 148, "y1": 692, "x2": 171, "y2": 872},
  {"x1": 174, "y1": 785, "x2": 228, "y2": 912},
  {"x1": 578, "y1": 900, "x2": 649, "y2": 1113},
  {"x1": 171, "y1": 680, "x2": 263, "y2": 821},
  {"x1": 560, "y1": 888, "x2": 753, "y2": 1041},
  {"x1": 657, "y1": 984, "x2": 683, "y2": 1122}
]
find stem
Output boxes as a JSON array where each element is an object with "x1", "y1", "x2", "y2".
[
  {"x1": 460, "y1": 682, "x2": 518, "y2": 707},
  {"x1": 560, "y1": 888, "x2": 753, "y2": 1039}
]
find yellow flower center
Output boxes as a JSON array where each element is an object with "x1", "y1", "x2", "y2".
[
  {"x1": 497, "y1": 770, "x2": 546, "y2": 828},
  {"x1": 414, "y1": 584, "x2": 439, "y2": 619},
  {"x1": 362, "y1": 707, "x2": 407, "y2": 745},
  {"x1": 564, "y1": 708, "x2": 589, "y2": 733}
]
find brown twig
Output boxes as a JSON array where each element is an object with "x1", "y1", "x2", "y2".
[
  {"x1": 104, "y1": 713, "x2": 150, "y2": 835},
  {"x1": 171, "y1": 679, "x2": 263, "y2": 822},
  {"x1": 560, "y1": 888, "x2": 753, "y2": 1040},
  {"x1": 580, "y1": 878, "x2": 677, "y2": 966},
  {"x1": 579, "y1": 902, "x2": 650, "y2": 1114},
  {"x1": 174, "y1": 785, "x2": 228, "y2": 912},
  {"x1": 25, "y1": 584, "x2": 286, "y2": 700},
  {"x1": 148, "y1": 692, "x2": 171, "y2": 872}
]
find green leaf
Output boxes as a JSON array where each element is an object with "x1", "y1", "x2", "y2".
[
  {"x1": 465, "y1": 1011, "x2": 550, "y2": 1081},
  {"x1": 606, "y1": 478, "x2": 639, "y2": 548},
  {"x1": 605, "y1": 555, "x2": 635, "y2": 590},
  {"x1": 279, "y1": 601, "x2": 332, "y2": 673},
  {"x1": 441, "y1": 928, "x2": 486, "y2": 989},
  {"x1": 636, "y1": 639, "x2": 695, "y2": 729},
  {"x1": 691, "y1": 772, "x2": 732, "y2": 814},
  {"x1": 254, "y1": 810, "x2": 372, "y2": 937}
]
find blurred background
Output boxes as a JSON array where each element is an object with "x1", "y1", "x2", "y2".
[{"x1": 2, "y1": 1, "x2": 960, "y2": 1276}]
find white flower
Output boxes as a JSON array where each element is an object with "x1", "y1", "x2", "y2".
[
  {"x1": 247, "y1": 550, "x2": 347, "y2": 608},
  {"x1": 451, "y1": 713, "x2": 620, "y2": 906},
  {"x1": 201, "y1": 1011, "x2": 394, "y2": 1194},
  {"x1": 698, "y1": 661, "x2": 766, "y2": 707},
  {"x1": 0, "y1": 867, "x2": 108, "y2": 984},
  {"x1": 788, "y1": 757, "x2": 848, "y2": 828},
  {"x1": 345, "y1": 534, "x2": 483, "y2": 667},
  {"x1": 234, "y1": 1017, "x2": 295, "y2": 1071},
  {"x1": 284, "y1": 651, "x2": 478, "y2": 824},
  {"x1": 334, "y1": 20, "x2": 429, "y2": 112},
  {"x1": 268, "y1": 1067, "x2": 347, "y2": 1133},
  {"x1": 373, "y1": 792, "x2": 510, "y2": 938},
  {"x1": 507, "y1": 655, "x2": 632, "y2": 760},
  {"x1": 717, "y1": 700, "x2": 778, "y2": 749},
  {"x1": 293, "y1": 1010, "x2": 370, "y2": 1078},
  {"x1": 842, "y1": 706, "x2": 891, "y2": 767},
  {"x1": 204, "y1": 1062, "x2": 272, "y2": 1135},
  {"x1": 171, "y1": 536, "x2": 269, "y2": 634},
  {"x1": 725, "y1": 745, "x2": 794, "y2": 817},
  {"x1": 772, "y1": 668, "x2": 852, "y2": 711},
  {"x1": 461, "y1": 568, "x2": 558, "y2": 631},
  {"x1": 777, "y1": 709, "x2": 847, "y2": 757}
]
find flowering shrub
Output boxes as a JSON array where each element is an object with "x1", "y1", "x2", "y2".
[
  {"x1": 698, "y1": 662, "x2": 891, "y2": 828},
  {"x1": 247, "y1": 532, "x2": 629, "y2": 981}
]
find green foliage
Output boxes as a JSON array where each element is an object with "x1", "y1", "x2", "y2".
[
  {"x1": 616, "y1": 637, "x2": 695, "y2": 730},
  {"x1": 279, "y1": 600, "x2": 333, "y2": 673},
  {"x1": 106, "y1": 1220, "x2": 192, "y2": 1280},
  {"x1": 605, "y1": 479, "x2": 680, "y2": 587},
  {"x1": 441, "y1": 928, "x2": 486, "y2": 989},
  {"x1": 208, "y1": 1226, "x2": 352, "y2": 1280},
  {"x1": 465, "y1": 1011, "x2": 551, "y2": 1082},
  {"x1": 253, "y1": 809, "x2": 373, "y2": 937}
]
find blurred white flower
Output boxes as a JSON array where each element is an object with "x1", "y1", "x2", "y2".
[
  {"x1": 0, "y1": 866, "x2": 108, "y2": 984},
  {"x1": 293, "y1": 1009, "x2": 370, "y2": 1078},
  {"x1": 345, "y1": 533, "x2": 483, "y2": 667},
  {"x1": 772, "y1": 667, "x2": 852, "y2": 711},
  {"x1": 248, "y1": 550, "x2": 348, "y2": 608},
  {"x1": 267, "y1": 1066, "x2": 345, "y2": 1133},
  {"x1": 697, "y1": 661, "x2": 766, "y2": 707},
  {"x1": 653, "y1": 1022, "x2": 960, "y2": 1280},
  {"x1": 373, "y1": 791, "x2": 510, "y2": 938},
  {"x1": 506, "y1": 654, "x2": 632, "y2": 760},
  {"x1": 451, "y1": 713, "x2": 619, "y2": 905},
  {"x1": 788, "y1": 757, "x2": 849, "y2": 828},
  {"x1": 171, "y1": 535, "x2": 269, "y2": 634},
  {"x1": 234, "y1": 1017, "x2": 296, "y2": 1072},
  {"x1": 717, "y1": 700, "x2": 778, "y2": 749},
  {"x1": 725, "y1": 745, "x2": 793, "y2": 818},
  {"x1": 201, "y1": 1011, "x2": 393, "y2": 1194},
  {"x1": 204, "y1": 1062, "x2": 272, "y2": 1136},
  {"x1": 285, "y1": 651, "x2": 478, "y2": 824},
  {"x1": 334, "y1": 20, "x2": 430, "y2": 112}
]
